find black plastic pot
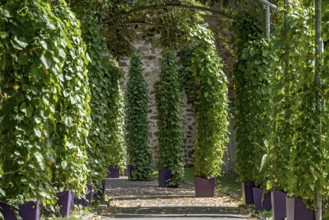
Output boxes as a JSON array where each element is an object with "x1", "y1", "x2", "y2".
[
  {"x1": 158, "y1": 168, "x2": 173, "y2": 187},
  {"x1": 252, "y1": 187, "x2": 271, "y2": 211},
  {"x1": 56, "y1": 190, "x2": 74, "y2": 217},
  {"x1": 271, "y1": 191, "x2": 286, "y2": 220},
  {"x1": 242, "y1": 182, "x2": 255, "y2": 205},
  {"x1": 194, "y1": 177, "x2": 216, "y2": 197},
  {"x1": 74, "y1": 184, "x2": 93, "y2": 206},
  {"x1": 286, "y1": 197, "x2": 314, "y2": 220},
  {"x1": 108, "y1": 165, "x2": 120, "y2": 178}
]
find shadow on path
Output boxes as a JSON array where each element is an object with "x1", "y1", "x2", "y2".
[{"x1": 102, "y1": 177, "x2": 249, "y2": 219}]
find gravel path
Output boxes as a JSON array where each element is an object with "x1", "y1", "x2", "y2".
[{"x1": 100, "y1": 177, "x2": 250, "y2": 219}]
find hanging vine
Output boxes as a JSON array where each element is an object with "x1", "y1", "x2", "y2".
[
  {"x1": 126, "y1": 51, "x2": 153, "y2": 181},
  {"x1": 155, "y1": 51, "x2": 184, "y2": 186}
]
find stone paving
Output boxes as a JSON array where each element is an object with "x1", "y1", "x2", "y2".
[{"x1": 99, "y1": 177, "x2": 250, "y2": 219}]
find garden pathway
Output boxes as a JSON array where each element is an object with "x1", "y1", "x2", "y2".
[{"x1": 99, "y1": 177, "x2": 250, "y2": 219}]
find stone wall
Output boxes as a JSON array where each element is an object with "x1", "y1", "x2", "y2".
[{"x1": 119, "y1": 40, "x2": 196, "y2": 166}]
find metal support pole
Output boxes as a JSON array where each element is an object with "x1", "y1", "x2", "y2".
[
  {"x1": 266, "y1": 5, "x2": 271, "y2": 38},
  {"x1": 315, "y1": 0, "x2": 322, "y2": 218},
  {"x1": 259, "y1": 0, "x2": 278, "y2": 10}
]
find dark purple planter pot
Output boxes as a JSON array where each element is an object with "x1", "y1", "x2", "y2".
[
  {"x1": 56, "y1": 190, "x2": 74, "y2": 217},
  {"x1": 108, "y1": 165, "x2": 120, "y2": 178},
  {"x1": 0, "y1": 201, "x2": 16, "y2": 220},
  {"x1": 252, "y1": 187, "x2": 271, "y2": 211},
  {"x1": 0, "y1": 200, "x2": 40, "y2": 220},
  {"x1": 74, "y1": 184, "x2": 93, "y2": 206},
  {"x1": 158, "y1": 168, "x2": 173, "y2": 187},
  {"x1": 242, "y1": 182, "x2": 255, "y2": 205},
  {"x1": 19, "y1": 200, "x2": 40, "y2": 220},
  {"x1": 194, "y1": 177, "x2": 216, "y2": 197},
  {"x1": 127, "y1": 165, "x2": 133, "y2": 179},
  {"x1": 271, "y1": 191, "x2": 286, "y2": 220},
  {"x1": 286, "y1": 197, "x2": 315, "y2": 220}
]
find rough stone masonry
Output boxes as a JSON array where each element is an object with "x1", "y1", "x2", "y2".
[{"x1": 119, "y1": 40, "x2": 236, "y2": 171}]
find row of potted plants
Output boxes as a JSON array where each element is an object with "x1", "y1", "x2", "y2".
[
  {"x1": 0, "y1": 1, "x2": 125, "y2": 219},
  {"x1": 235, "y1": 1, "x2": 327, "y2": 219},
  {"x1": 0, "y1": 186, "x2": 93, "y2": 219},
  {"x1": 0, "y1": 1, "x2": 94, "y2": 219},
  {"x1": 243, "y1": 185, "x2": 315, "y2": 220}
]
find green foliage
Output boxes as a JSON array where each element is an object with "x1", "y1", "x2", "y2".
[
  {"x1": 233, "y1": 37, "x2": 271, "y2": 185},
  {"x1": 177, "y1": 47, "x2": 197, "y2": 106},
  {"x1": 0, "y1": 0, "x2": 90, "y2": 205},
  {"x1": 71, "y1": 3, "x2": 127, "y2": 182},
  {"x1": 126, "y1": 51, "x2": 153, "y2": 181},
  {"x1": 232, "y1": 10, "x2": 271, "y2": 185},
  {"x1": 51, "y1": 0, "x2": 91, "y2": 198},
  {"x1": 189, "y1": 26, "x2": 229, "y2": 179},
  {"x1": 268, "y1": 1, "x2": 325, "y2": 204},
  {"x1": 107, "y1": 83, "x2": 127, "y2": 172},
  {"x1": 155, "y1": 51, "x2": 184, "y2": 186}
]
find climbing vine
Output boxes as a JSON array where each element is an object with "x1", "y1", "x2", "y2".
[
  {"x1": 155, "y1": 51, "x2": 184, "y2": 186},
  {"x1": 0, "y1": 0, "x2": 90, "y2": 205},
  {"x1": 190, "y1": 26, "x2": 229, "y2": 179},
  {"x1": 234, "y1": 38, "x2": 271, "y2": 186},
  {"x1": 51, "y1": 0, "x2": 91, "y2": 199},
  {"x1": 177, "y1": 47, "x2": 197, "y2": 107},
  {"x1": 232, "y1": 8, "x2": 272, "y2": 186},
  {"x1": 71, "y1": 2, "x2": 126, "y2": 182},
  {"x1": 269, "y1": 1, "x2": 326, "y2": 205},
  {"x1": 126, "y1": 51, "x2": 153, "y2": 181}
]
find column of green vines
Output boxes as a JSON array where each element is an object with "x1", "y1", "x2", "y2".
[
  {"x1": 51, "y1": 1, "x2": 91, "y2": 198},
  {"x1": 189, "y1": 26, "x2": 229, "y2": 179},
  {"x1": 0, "y1": 0, "x2": 90, "y2": 205},
  {"x1": 234, "y1": 38, "x2": 271, "y2": 188},
  {"x1": 126, "y1": 51, "x2": 153, "y2": 181},
  {"x1": 270, "y1": 1, "x2": 326, "y2": 204},
  {"x1": 233, "y1": 12, "x2": 270, "y2": 185},
  {"x1": 71, "y1": 1, "x2": 126, "y2": 183},
  {"x1": 155, "y1": 51, "x2": 184, "y2": 186}
]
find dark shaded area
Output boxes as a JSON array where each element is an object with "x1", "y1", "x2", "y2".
[{"x1": 108, "y1": 206, "x2": 245, "y2": 217}]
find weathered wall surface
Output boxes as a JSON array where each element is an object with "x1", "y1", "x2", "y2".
[
  {"x1": 119, "y1": 40, "x2": 196, "y2": 167},
  {"x1": 119, "y1": 24, "x2": 237, "y2": 170}
]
